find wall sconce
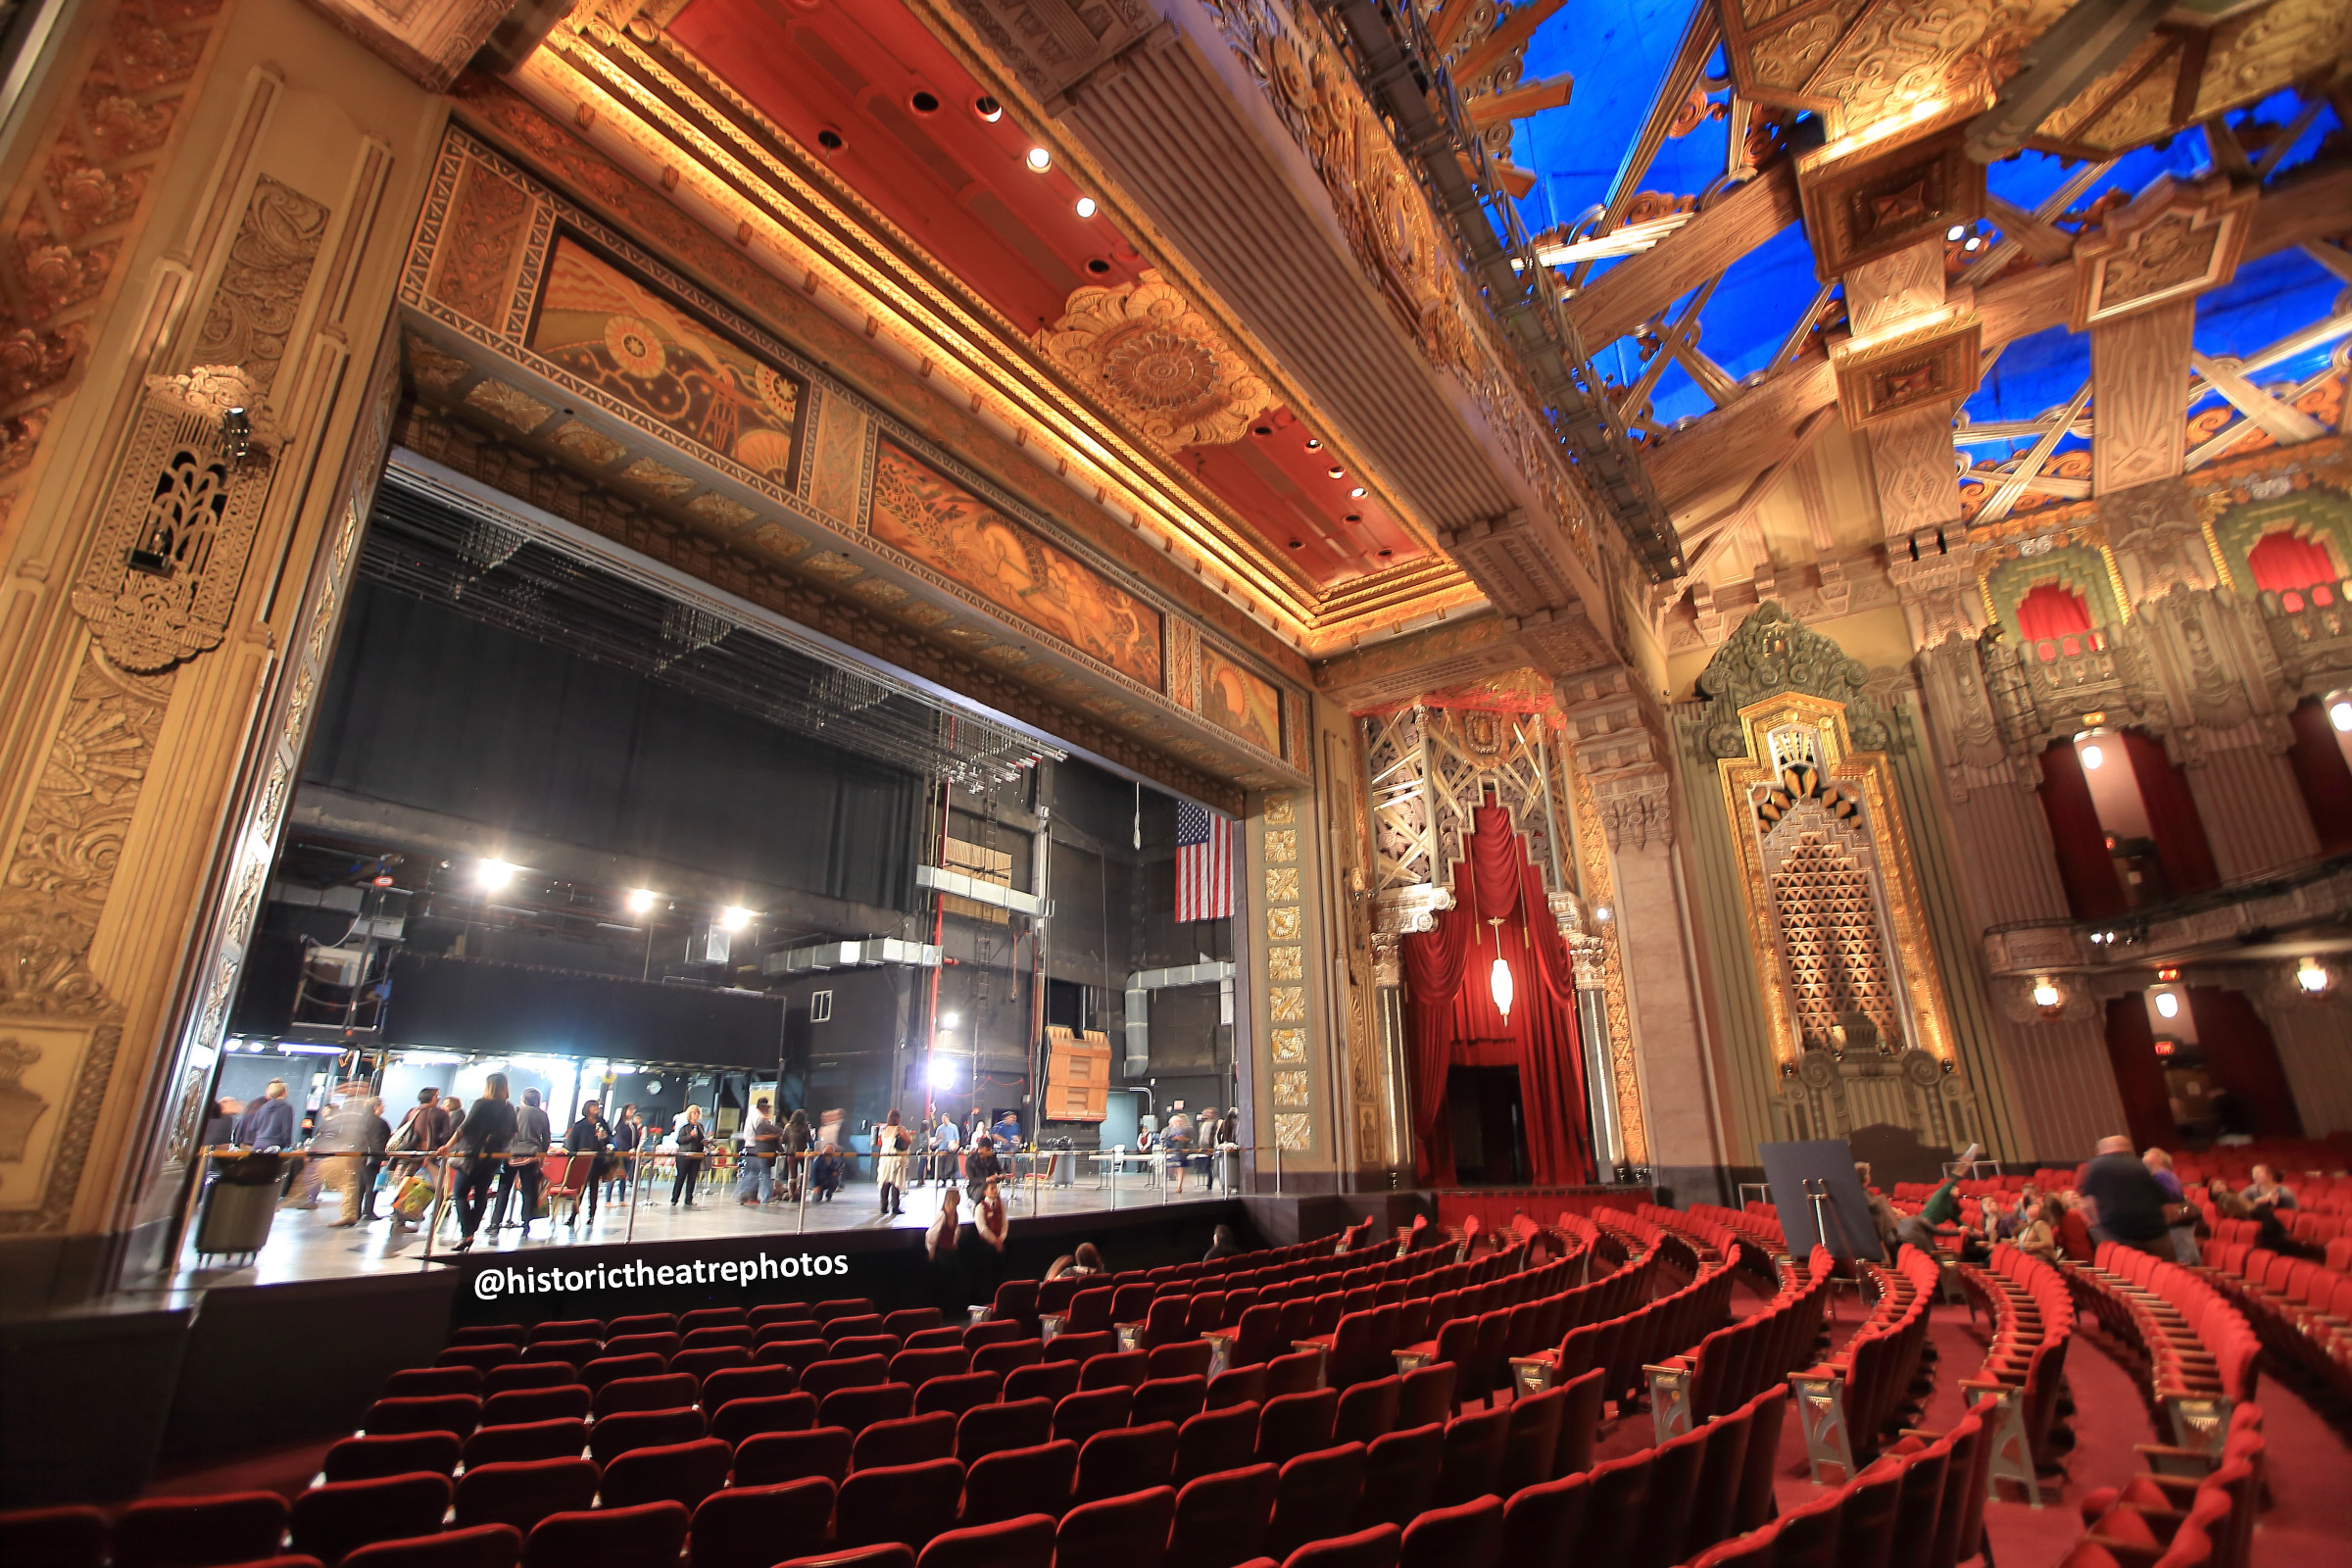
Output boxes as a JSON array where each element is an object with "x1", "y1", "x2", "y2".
[
  {"x1": 2296, "y1": 956, "x2": 2331, "y2": 999},
  {"x1": 2032, "y1": 976, "x2": 2065, "y2": 1018}
]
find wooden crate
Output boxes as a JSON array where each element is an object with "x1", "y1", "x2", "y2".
[{"x1": 1045, "y1": 1025, "x2": 1113, "y2": 1122}]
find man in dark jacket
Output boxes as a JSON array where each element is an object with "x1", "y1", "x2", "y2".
[
  {"x1": 564, "y1": 1101, "x2": 612, "y2": 1226},
  {"x1": 493, "y1": 1088, "x2": 553, "y2": 1236},
  {"x1": 442, "y1": 1073, "x2": 518, "y2": 1252},
  {"x1": 236, "y1": 1080, "x2": 297, "y2": 1150},
  {"x1": 2078, "y1": 1135, "x2": 2173, "y2": 1255}
]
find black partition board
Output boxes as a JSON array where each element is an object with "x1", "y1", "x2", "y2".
[{"x1": 1758, "y1": 1138, "x2": 1886, "y2": 1265}]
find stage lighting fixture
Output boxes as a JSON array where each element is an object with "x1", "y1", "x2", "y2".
[
  {"x1": 627, "y1": 888, "x2": 658, "y2": 914},
  {"x1": 720, "y1": 906, "x2": 753, "y2": 932},
  {"x1": 476, "y1": 859, "x2": 516, "y2": 891}
]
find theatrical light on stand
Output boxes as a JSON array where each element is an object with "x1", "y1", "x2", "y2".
[
  {"x1": 927, "y1": 1056, "x2": 960, "y2": 1090},
  {"x1": 939, "y1": 1011, "x2": 960, "y2": 1029},
  {"x1": 626, "y1": 888, "x2": 658, "y2": 915},
  {"x1": 719, "y1": 905, "x2": 753, "y2": 932},
  {"x1": 475, "y1": 858, "x2": 516, "y2": 892}
]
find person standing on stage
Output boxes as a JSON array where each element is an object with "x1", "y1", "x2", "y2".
[
  {"x1": 875, "y1": 1110, "x2": 910, "y2": 1217},
  {"x1": 564, "y1": 1100, "x2": 612, "y2": 1226},
  {"x1": 441, "y1": 1073, "x2": 517, "y2": 1252},
  {"x1": 743, "y1": 1102, "x2": 781, "y2": 1206},
  {"x1": 359, "y1": 1097, "x2": 392, "y2": 1220},
  {"x1": 607, "y1": 1104, "x2": 640, "y2": 1203},
  {"x1": 493, "y1": 1088, "x2": 552, "y2": 1237},
  {"x1": 671, "y1": 1103, "x2": 708, "y2": 1206},
  {"x1": 930, "y1": 1112, "x2": 959, "y2": 1189}
]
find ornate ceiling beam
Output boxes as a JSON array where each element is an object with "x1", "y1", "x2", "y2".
[
  {"x1": 1566, "y1": 162, "x2": 1800, "y2": 354},
  {"x1": 1648, "y1": 164, "x2": 2352, "y2": 513}
]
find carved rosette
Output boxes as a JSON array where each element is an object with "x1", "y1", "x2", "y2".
[
  {"x1": 70, "y1": 367, "x2": 277, "y2": 674},
  {"x1": 2070, "y1": 175, "x2": 2255, "y2": 330},
  {"x1": 1040, "y1": 270, "x2": 1271, "y2": 451}
]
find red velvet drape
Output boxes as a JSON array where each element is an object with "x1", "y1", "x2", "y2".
[
  {"x1": 2187, "y1": 987, "x2": 2305, "y2": 1139},
  {"x1": 2122, "y1": 729, "x2": 2221, "y2": 895},
  {"x1": 2016, "y1": 583, "x2": 2093, "y2": 642},
  {"x1": 2246, "y1": 530, "x2": 2340, "y2": 592},
  {"x1": 2285, "y1": 697, "x2": 2352, "y2": 855},
  {"x1": 2038, "y1": 739, "x2": 2128, "y2": 918},
  {"x1": 1400, "y1": 805, "x2": 1593, "y2": 1187},
  {"x1": 2102, "y1": 995, "x2": 2177, "y2": 1152}
]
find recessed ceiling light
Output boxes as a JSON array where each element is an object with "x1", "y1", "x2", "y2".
[
  {"x1": 1287, "y1": 539, "x2": 1303, "y2": 549},
  {"x1": 1075, "y1": 196, "x2": 1097, "y2": 218},
  {"x1": 974, "y1": 95, "x2": 1003, "y2": 122},
  {"x1": 1326, "y1": 466, "x2": 1344, "y2": 478},
  {"x1": 1085, "y1": 258, "x2": 1111, "y2": 274},
  {"x1": 910, "y1": 90, "x2": 940, "y2": 114},
  {"x1": 1946, "y1": 224, "x2": 1965, "y2": 240},
  {"x1": 1252, "y1": 425, "x2": 1272, "y2": 437},
  {"x1": 1349, "y1": 486, "x2": 1366, "y2": 497},
  {"x1": 1303, "y1": 437, "x2": 1321, "y2": 449},
  {"x1": 1377, "y1": 548, "x2": 1392, "y2": 558},
  {"x1": 1025, "y1": 147, "x2": 1052, "y2": 172},
  {"x1": 815, "y1": 127, "x2": 844, "y2": 152},
  {"x1": 1344, "y1": 513, "x2": 1361, "y2": 522}
]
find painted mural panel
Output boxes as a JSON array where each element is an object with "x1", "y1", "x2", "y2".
[
  {"x1": 529, "y1": 234, "x2": 804, "y2": 484},
  {"x1": 1202, "y1": 644, "x2": 1281, "y2": 755},
  {"x1": 868, "y1": 441, "x2": 1163, "y2": 689}
]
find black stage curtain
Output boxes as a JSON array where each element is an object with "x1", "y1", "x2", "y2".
[
  {"x1": 306, "y1": 582, "x2": 920, "y2": 911},
  {"x1": 386, "y1": 951, "x2": 785, "y2": 1067}
]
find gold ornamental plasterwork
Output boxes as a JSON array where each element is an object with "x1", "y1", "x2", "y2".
[
  {"x1": 1040, "y1": 270, "x2": 1272, "y2": 452},
  {"x1": 1715, "y1": 694, "x2": 1958, "y2": 1075},
  {"x1": 1558, "y1": 733, "x2": 1646, "y2": 1169},
  {"x1": 505, "y1": 24, "x2": 1464, "y2": 645},
  {"x1": 69, "y1": 367, "x2": 278, "y2": 675}
]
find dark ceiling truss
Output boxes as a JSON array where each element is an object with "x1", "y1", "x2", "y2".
[
  {"x1": 366, "y1": 463, "x2": 1059, "y2": 790},
  {"x1": 1322, "y1": 0, "x2": 1685, "y2": 581}
]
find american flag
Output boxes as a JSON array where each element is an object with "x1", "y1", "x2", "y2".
[{"x1": 1175, "y1": 801, "x2": 1232, "y2": 923}]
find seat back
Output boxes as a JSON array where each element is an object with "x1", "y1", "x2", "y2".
[
  {"x1": 1053, "y1": 1387, "x2": 1133, "y2": 1446},
  {"x1": 1355, "y1": 1423, "x2": 1443, "y2": 1532},
  {"x1": 1268, "y1": 1444, "x2": 1370, "y2": 1562},
  {"x1": 1053, "y1": 1486, "x2": 1176, "y2": 1568},
  {"x1": 913, "y1": 1371, "x2": 1004, "y2": 1420},
  {"x1": 685, "y1": 1481, "x2": 834, "y2": 1568},
  {"x1": 709, "y1": 1393, "x2": 817, "y2": 1447},
  {"x1": 462, "y1": 1419, "x2": 588, "y2": 1471},
  {"x1": 113, "y1": 1493, "x2": 289, "y2": 1568},
  {"x1": 835, "y1": 1458, "x2": 966, "y2": 1551},
  {"x1": 1169, "y1": 1462, "x2": 1278, "y2": 1568},
  {"x1": 291, "y1": 1475, "x2": 454, "y2": 1564},
  {"x1": 730, "y1": 1427, "x2": 854, "y2": 1490},
  {"x1": 959, "y1": 1441, "x2": 1078, "y2": 1529},
  {"x1": 601, "y1": 1439, "x2": 732, "y2": 1512},
  {"x1": 1398, "y1": 1494, "x2": 1501, "y2": 1568},
  {"x1": 519, "y1": 1500, "x2": 688, "y2": 1568},
  {"x1": 852, "y1": 1411, "x2": 957, "y2": 1472},
  {"x1": 956, "y1": 1397, "x2": 1054, "y2": 1466}
]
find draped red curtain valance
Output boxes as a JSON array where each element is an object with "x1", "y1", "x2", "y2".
[{"x1": 1400, "y1": 804, "x2": 1593, "y2": 1186}]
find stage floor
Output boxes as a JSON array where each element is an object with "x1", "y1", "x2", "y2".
[{"x1": 136, "y1": 1170, "x2": 1236, "y2": 1293}]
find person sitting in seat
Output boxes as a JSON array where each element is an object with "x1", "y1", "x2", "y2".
[
  {"x1": 2241, "y1": 1164, "x2": 2296, "y2": 1246},
  {"x1": 2016, "y1": 1197, "x2": 2060, "y2": 1263}
]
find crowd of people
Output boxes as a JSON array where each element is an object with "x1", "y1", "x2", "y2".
[
  {"x1": 203, "y1": 1077, "x2": 1243, "y2": 1256},
  {"x1": 1852, "y1": 1132, "x2": 2306, "y2": 1269}
]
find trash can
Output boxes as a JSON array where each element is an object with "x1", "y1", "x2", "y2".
[
  {"x1": 196, "y1": 1151, "x2": 283, "y2": 1259},
  {"x1": 1052, "y1": 1138, "x2": 1076, "y2": 1187}
]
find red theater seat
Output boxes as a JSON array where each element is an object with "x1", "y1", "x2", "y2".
[
  {"x1": 341, "y1": 1525, "x2": 519, "y2": 1568},
  {"x1": 1054, "y1": 1486, "x2": 1175, "y2": 1568},
  {"x1": 114, "y1": 1494, "x2": 291, "y2": 1568},
  {"x1": 289, "y1": 1475, "x2": 453, "y2": 1565},
  {"x1": 685, "y1": 1480, "x2": 835, "y2": 1568},
  {"x1": 453, "y1": 1458, "x2": 599, "y2": 1536},
  {"x1": 521, "y1": 1502, "x2": 688, "y2": 1568}
]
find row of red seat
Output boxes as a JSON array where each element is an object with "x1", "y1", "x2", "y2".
[
  {"x1": 1687, "y1": 1389, "x2": 1993, "y2": 1568},
  {"x1": 1952, "y1": 1243, "x2": 2075, "y2": 1504},
  {"x1": 2060, "y1": 1403, "x2": 2267, "y2": 1568},
  {"x1": 2198, "y1": 1241, "x2": 2352, "y2": 1404},
  {"x1": 1789, "y1": 1247, "x2": 1941, "y2": 1482},
  {"x1": 1655, "y1": 1250, "x2": 1835, "y2": 1435},
  {"x1": 2068, "y1": 1243, "x2": 2259, "y2": 1450}
]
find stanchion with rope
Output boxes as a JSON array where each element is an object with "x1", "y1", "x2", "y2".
[{"x1": 625, "y1": 1147, "x2": 646, "y2": 1243}]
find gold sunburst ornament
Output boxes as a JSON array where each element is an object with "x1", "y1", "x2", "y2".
[{"x1": 1041, "y1": 269, "x2": 1271, "y2": 450}]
